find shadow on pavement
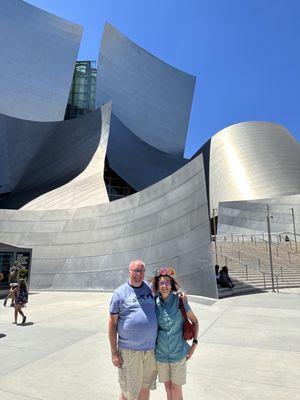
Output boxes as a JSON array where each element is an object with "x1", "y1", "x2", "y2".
[{"x1": 17, "y1": 322, "x2": 34, "y2": 327}]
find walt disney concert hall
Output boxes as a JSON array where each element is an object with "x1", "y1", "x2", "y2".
[{"x1": 0, "y1": 0, "x2": 299, "y2": 299}]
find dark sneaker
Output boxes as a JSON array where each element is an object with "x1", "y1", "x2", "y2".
[{"x1": 22, "y1": 316, "x2": 26, "y2": 325}]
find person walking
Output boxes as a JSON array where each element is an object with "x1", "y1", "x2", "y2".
[
  {"x1": 108, "y1": 260, "x2": 158, "y2": 400},
  {"x1": 12, "y1": 279, "x2": 28, "y2": 325},
  {"x1": 3, "y1": 261, "x2": 21, "y2": 307},
  {"x1": 154, "y1": 269, "x2": 199, "y2": 400}
]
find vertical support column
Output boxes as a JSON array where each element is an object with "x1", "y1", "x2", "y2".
[
  {"x1": 213, "y1": 208, "x2": 218, "y2": 264},
  {"x1": 291, "y1": 208, "x2": 297, "y2": 252},
  {"x1": 266, "y1": 205, "x2": 275, "y2": 292}
]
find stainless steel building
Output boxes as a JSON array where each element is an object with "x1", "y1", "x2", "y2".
[
  {"x1": 0, "y1": 105, "x2": 110, "y2": 208},
  {"x1": 193, "y1": 121, "x2": 300, "y2": 214},
  {"x1": 0, "y1": 1, "x2": 299, "y2": 298},
  {"x1": 96, "y1": 23, "x2": 196, "y2": 156},
  {"x1": 0, "y1": 154, "x2": 217, "y2": 298},
  {"x1": 218, "y1": 194, "x2": 300, "y2": 235},
  {"x1": 0, "y1": 0, "x2": 82, "y2": 122}
]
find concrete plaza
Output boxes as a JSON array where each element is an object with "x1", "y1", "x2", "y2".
[{"x1": 0, "y1": 289, "x2": 299, "y2": 400}]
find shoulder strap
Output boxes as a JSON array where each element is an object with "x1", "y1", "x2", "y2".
[{"x1": 178, "y1": 296, "x2": 187, "y2": 319}]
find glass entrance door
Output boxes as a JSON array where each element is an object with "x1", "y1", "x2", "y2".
[{"x1": 0, "y1": 252, "x2": 13, "y2": 288}]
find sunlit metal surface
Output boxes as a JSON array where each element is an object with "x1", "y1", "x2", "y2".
[
  {"x1": 96, "y1": 23, "x2": 196, "y2": 155},
  {"x1": 0, "y1": 105, "x2": 110, "y2": 209},
  {"x1": 0, "y1": 155, "x2": 217, "y2": 298},
  {"x1": 218, "y1": 194, "x2": 300, "y2": 235},
  {"x1": 195, "y1": 122, "x2": 300, "y2": 213},
  {"x1": 107, "y1": 113, "x2": 188, "y2": 191},
  {"x1": 21, "y1": 103, "x2": 111, "y2": 210},
  {"x1": 0, "y1": 0, "x2": 82, "y2": 121}
]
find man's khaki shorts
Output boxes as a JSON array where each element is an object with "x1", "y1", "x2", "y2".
[
  {"x1": 118, "y1": 348, "x2": 157, "y2": 400},
  {"x1": 157, "y1": 357, "x2": 187, "y2": 385}
]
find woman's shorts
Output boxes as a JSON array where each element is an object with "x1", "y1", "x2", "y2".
[
  {"x1": 157, "y1": 357, "x2": 187, "y2": 385},
  {"x1": 118, "y1": 348, "x2": 157, "y2": 400}
]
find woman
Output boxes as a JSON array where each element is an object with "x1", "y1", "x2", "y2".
[
  {"x1": 12, "y1": 279, "x2": 28, "y2": 325},
  {"x1": 219, "y1": 266, "x2": 234, "y2": 289},
  {"x1": 154, "y1": 268, "x2": 199, "y2": 400}
]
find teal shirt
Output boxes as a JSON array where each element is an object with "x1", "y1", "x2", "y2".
[{"x1": 155, "y1": 292, "x2": 191, "y2": 363}]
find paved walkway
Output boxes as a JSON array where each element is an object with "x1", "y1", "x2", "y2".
[{"x1": 0, "y1": 289, "x2": 299, "y2": 400}]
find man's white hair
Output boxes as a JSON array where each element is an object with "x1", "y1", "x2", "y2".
[{"x1": 129, "y1": 260, "x2": 145, "y2": 270}]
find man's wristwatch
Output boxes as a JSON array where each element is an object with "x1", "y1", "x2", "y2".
[{"x1": 193, "y1": 339, "x2": 198, "y2": 344}]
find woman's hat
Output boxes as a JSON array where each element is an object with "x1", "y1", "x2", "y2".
[{"x1": 154, "y1": 267, "x2": 176, "y2": 277}]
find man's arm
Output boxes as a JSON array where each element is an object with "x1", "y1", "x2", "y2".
[{"x1": 108, "y1": 314, "x2": 123, "y2": 368}]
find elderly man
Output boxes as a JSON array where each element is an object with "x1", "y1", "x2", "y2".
[{"x1": 108, "y1": 260, "x2": 158, "y2": 400}]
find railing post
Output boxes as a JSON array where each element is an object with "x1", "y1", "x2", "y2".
[
  {"x1": 258, "y1": 257, "x2": 261, "y2": 271},
  {"x1": 266, "y1": 205, "x2": 275, "y2": 292},
  {"x1": 263, "y1": 273, "x2": 266, "y2": 289},
  {"x1": 280, "y1": 266, "x2": 283, "y2": 282},
  {"x1": 231, "y1": 233, "x2": 233, "y2": 242},
  {"x1": 291, "y1": 208, "x2": 298, "y2": 252},
  {"x1": 245, "y1": 264, "x2": 248, "y2": 280},
  {"x1": 242, "y1": 234, "x2": 244, "y2": 243},
  {"x1": 276, "y1": 275, "x2": 279, "y2": 293},
  {"x1": 212, "y1": 208, "x2": 218, "y2": 264}
]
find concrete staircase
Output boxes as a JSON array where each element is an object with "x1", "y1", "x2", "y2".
[{"x1": 214, "y1": 235, "x2": 300, "y2": 298}]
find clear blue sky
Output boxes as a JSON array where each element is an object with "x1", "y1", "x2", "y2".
[{"x1": 26, "y1": 0, "x2": 300, "y2": 158}]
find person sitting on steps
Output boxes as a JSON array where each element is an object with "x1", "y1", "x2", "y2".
[{"x1": 219, "y1": 266, "x2": 235, "y2": 289}]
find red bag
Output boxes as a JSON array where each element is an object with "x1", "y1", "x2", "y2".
[{"x1": 179, "y1": 297, "x2": 195, "y2": 341}]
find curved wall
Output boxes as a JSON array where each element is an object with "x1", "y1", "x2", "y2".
[
  {"x1": 0, "y1": 0, "x2": 82, "y2": 121},
  {"x1": 21, "y1": 103, "x2": 112, "y2": 210},
  {"x1": 107, "y1": 113, "x2": 188, "y2": 191},
  {"x1": 96, "y1": 23, "x2": 196, "y2": 155},
  {"x1": 0, "y1": 154, "x2": 217, "y2": 298},
  {"x1": 195, "y1": 122, "x2": 300, "y2": 213},
  {"x1": 0, "y1": 106, "x2": 109, "y2": 209},
  {"x1": 218, "y1": 194, "x2": 300, "y2": 235}
]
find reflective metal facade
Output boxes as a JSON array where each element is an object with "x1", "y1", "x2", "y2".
[
  {"x1": 195, "y1": 122, "x2": 300, "y2": 213},
  {"x1": 0, "y1": 155, "x2": 217, "y2": 298},
  {"x1": 107, "y1": 114, "x2": 188, "y2": 191},
  {"x1": 218, "y1": 194, "x2": 300, "y2": 235},
  {"x1": 0, "y1": 105, "x2": 110, "y2": 209},
  {"x1": 96, "y1": 23, "x2": 196, "y2": 156},
  {"x1": 0, "y1": 0, "x2": 82, "y2": 121}
]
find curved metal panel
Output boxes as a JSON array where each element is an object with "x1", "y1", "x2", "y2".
[
  {"x1": 22, "y1": 103, "x2": 112, "y2": 209},
  {"x1": 0, "y1": 154, "x2": 217, "y2": 298},
  {"x1": 96, "y1": 23, "x2": 196, "y2": 155},
  {"x1": 0, "y1": 105, "x2": 111, "y2": 209},
  {"x1": 218, "y1": 194, "x2": 300, "y2": 235},
  {"x1": 107, "y1": 113, "x2": 188, "y2": 191},
  {"x1": 0, "y1": 0, "x2": 82, "y2": 121},
  {"x1": 195, "y1": 122, "x2": 300, "y2": 213}
]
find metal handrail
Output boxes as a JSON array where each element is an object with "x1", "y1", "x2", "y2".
[
  {"x1": 252, "y1": 235, "x2": 300, "y2": 261},
  {"x1": 215, "y1": 251, "x2": 280, "y2": 292},
  {"x1": 217, "y1": 233, "x2": 300, "y2": 261},
  {"x1": 217, "y1": 241, "x2": 286, "y2": 280}
]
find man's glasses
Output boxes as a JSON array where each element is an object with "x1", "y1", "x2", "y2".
[
  {"x1": 158, "y1": 281, "x2": 171, "y2": 287},
  {"x1": 130, "y1": 268, "x2": 145, "y2": 274}
]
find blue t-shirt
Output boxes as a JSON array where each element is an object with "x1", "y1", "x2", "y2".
[
  {"x1": 109, "y1": 281, "x2": 158, "y2": 351},
  {"x1": 155, "y1": 292, "x2": 191, "y2": 363}
]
